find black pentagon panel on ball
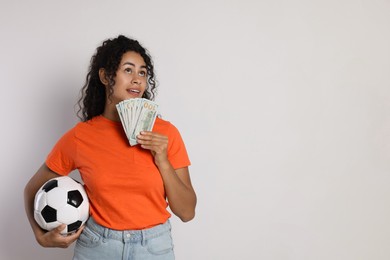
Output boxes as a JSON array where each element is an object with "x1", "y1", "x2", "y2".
[
  {"x1": 41, "y1": 205, "x2": 57, "y2": 223},
  {"x1": 67, "y1": 190, "x2": 84, "y2": 208},
  {"x1": 68, "y1": 221, "x2": 82, "y2": 233},
  {"x1": 42, "y1": 179, "x2": 58, "y2": 192}
]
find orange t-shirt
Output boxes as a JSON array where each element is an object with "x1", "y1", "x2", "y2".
[{"x1": 45, "y1": 115, "x2": 190, "y2": 230}]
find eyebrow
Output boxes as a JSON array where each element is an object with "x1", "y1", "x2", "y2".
[{"x1": 122, "y1": 62, "x2": 147, "y2": 69}]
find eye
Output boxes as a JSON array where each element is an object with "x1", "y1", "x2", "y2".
[
  {"x1": 124, "y1": 68, "x2": 132, "y2": 74},
  {"x1": 139, "y1": 71, "x2": 147, "y2": 77}
]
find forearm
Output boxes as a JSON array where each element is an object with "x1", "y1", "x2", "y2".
[
  {"x1": 156, "y1": 162, "x2": 197, "y2": 222},
  {"x1": 24, "y1": 181, "x2": 47, "y2": 244},
  {"x1": 136, "y1": 131, "x2": 197, "y2": 221}
]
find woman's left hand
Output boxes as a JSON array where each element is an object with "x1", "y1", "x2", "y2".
[{"x1": 137, "y1": 131, "x2": 169, "y2": 165}]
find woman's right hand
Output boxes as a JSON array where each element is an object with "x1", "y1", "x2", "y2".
[{"x1": 36, "y1": 224, "x2": 84, "y2": 248}]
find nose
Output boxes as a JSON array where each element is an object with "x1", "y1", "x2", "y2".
[{"x1": 132, "y1": 75, "x2": 141, "y2": 85}]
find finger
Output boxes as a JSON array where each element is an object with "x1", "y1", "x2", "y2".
[
  {"x1": 139, "y1": 144, "x2": 155, "y2": 150},
  {"x1": 45, "y1": 225, "x2": 71, "y2": 248},
  {"x1": 139, "y1": 131, "x2": 155, "y2": 135},
  {"x1": 138, "y1": 139, "x2": 167, "y2": 147},
  {"x1": 137, "y1": 134, "x2": 162, "y2": 142},
  {"x1": 54, "y1": 224, "x2": 67, "y2": 234},
  {"x1": 139, "y1": 141, "x2": 167, "y2": 150},
  {"x1": 137, "y1": 138, "x2": 167, "y2": 147},
  {"x1": 136, "y1": 135, "x2": 152, "y2": 141},
  {"x1": 138, "y1": 133, "x2": 167, "y2": 142},
  {"x1": 58, "y1": 226, "x2": 85, "y2": 247},
  {"x1": 139, "y1": 134, "x2": 167, "y2": 143},
  {"x1": 73, "y1": 225, "x2": 85, "y2": 237},
  {"x1": 139, "y1": 131, "x2": 167, "y2": 140},
  {"x1": 65, "y1": 226, "x2": 85, "y2": 243}
]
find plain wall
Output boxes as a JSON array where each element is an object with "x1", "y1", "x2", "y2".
[{"x1": 1, "y1": 0, "x2": 389, "y2": 259}]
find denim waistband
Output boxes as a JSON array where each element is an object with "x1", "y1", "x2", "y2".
[{"x1": 85, "y1": 217, "x2": 171, "y2": 243}]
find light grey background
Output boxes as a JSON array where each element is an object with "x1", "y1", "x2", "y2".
[{"x1": 1, "y1": 0, "x2": 390, "y2": 259}]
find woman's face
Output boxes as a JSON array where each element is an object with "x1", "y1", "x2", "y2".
[{"x1": 107, "y1": 51, "x2": 148, "y2": 104}]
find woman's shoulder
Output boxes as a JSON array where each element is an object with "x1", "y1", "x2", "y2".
[
  {"x1": 68, "y1": 116, "x2": 103, "y2": 136},
  {"x1": 72, "y1": 120, "x2": 91, "y2": 132},
  {"x1": 153, "y1": 116, "x2": 173, "y2": 132},
  {"x1": 74, "y1": 115, "x2": 116, "y2": 129},
  {"x1": 153, "y1": 117, "x2": 184, "y2": 137},
  {"x1": 154, "y1": 116, "x2": 170, "y2": 125}
]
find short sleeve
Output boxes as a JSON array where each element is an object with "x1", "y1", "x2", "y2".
[
  {"x1": 167, "y1": 123, "x2": 191, "y2": 169},
  {"x1": 45, "y1": 128, "x2": 77, "y2": 175}
]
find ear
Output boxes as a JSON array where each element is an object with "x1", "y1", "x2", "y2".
[{"x1": 99, "y1": 68, "x2": 109, "y2": 86}]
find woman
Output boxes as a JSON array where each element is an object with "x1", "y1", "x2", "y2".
[{"x1": 24, "y1": 35, "x2": 197, "y2": 260}]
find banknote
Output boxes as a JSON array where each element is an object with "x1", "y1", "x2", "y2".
[{"x1": 116, "y1": 98, "x2": 159, "y2": 146}]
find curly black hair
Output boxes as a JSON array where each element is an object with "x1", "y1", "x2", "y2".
[{"x1": 77, "y1": 35, "x2": 157, "y2": 121}]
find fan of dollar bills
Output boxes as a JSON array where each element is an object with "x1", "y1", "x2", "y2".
[{"x1": 116, "y1": 98, "x2": 159, "y2": 146}]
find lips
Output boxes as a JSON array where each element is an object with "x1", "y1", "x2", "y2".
[{"x1": 127, "y1": 88, "x2": 141, "y2": 97}]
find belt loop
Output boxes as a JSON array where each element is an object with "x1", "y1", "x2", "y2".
[
  {"x1": 103, "y1": 227, "x2": 109, "y2": 243},
  {"x1": 167, "y1": 219, "x2": 171, "y2": 230},
  {"x1": 141, "y1": 230, "x2": 146, "y2": 246}
]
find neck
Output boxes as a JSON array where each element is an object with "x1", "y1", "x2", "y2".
[{"x1": 102, "y1": 106, "x2": 120, "y2": 122}]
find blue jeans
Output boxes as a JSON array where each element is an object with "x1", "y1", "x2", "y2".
[{"x1": 73, "y1": 217, "x2": 175, "y2": 260}]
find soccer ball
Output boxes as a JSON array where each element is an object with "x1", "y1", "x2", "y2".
[{"x1": 34, "y1": 176, "x2": 89, "y2": 235}]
